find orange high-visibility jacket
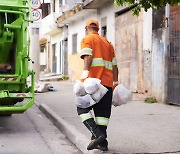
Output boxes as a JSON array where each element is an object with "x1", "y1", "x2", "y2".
[{"x1": 80, "y1": 31, "x2": 117, "y2": 88}]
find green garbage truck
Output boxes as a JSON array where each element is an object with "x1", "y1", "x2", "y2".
[{"x1": 0, "y1": 0, "x2": 34, "y2": 115}]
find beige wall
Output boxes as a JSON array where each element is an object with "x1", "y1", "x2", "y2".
[
  {"x1": 115, "y1": 11, "x2": 144, "y2": 93},
  {"x1": 68, "y1": 53, "x2": 84, "y2": 81}
]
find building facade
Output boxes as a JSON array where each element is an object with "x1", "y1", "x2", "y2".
[
  {"x1": 39, "y1": 0, "x2": 76, "y2": 77},
  {"x1": 40, "y1": 0, "x2": 180, "y2": 104}
]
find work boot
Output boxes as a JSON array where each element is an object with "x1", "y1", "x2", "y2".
[
  {"x1": 97, "y1": 140, "x2": 108, "y2": 151},
  {"x1": 83, "y1": 118, "x2": 106, "y2": 150},
  {"x1": 87, "y1": 134, "x2": 106, "y2": 150},
  {"x1": 91, "y1": 135, "x2": 108, "y2": 151},
  {"x1": 96, "y1": 145, "x2": 108, "y2": 151}
]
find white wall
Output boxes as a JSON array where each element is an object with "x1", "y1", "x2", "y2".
[
  {"x1": 67, "y1": 3, "x2": 123, "y2": 54},
  {"x1": 39, "y1": 0, "x2": 77, "y2": 75},
  {"x1": 98, "y1": 3, "x2": 122, "y2": 47},
  {"x1": 68, "y1": 12, "x2": 97, "y2": 54},
  {"x1": 151, "y1": 28, "x2": 167, "y2": 102},
  {"x1": 98, "y1": 4, "x2": 115, "y2": 46},
  {"x1": 143, "y1": 9, "x2": 152, "y2": 51},
  {"x1": 40, "y1": 12, "x2": 62, "y2": 35},
  {"x1": 142, "y1": 9, "x2": 153, "y2": 95}
]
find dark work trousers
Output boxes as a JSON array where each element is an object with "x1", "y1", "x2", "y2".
[{"x1": 77, "y1": 86, "x2": 113, "y2": 145}]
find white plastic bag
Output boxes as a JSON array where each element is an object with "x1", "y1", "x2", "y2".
[
  {"x1": 73, "y1": 78, "x2": 108, "y2": 108},
  {"x1": 73, "y1": 82, "x2": 87, "y2": 96},
  {"x1": 83, "y1": 78, "x2": 101, "y2": 94},
  {"x1": 91, "y1": 84, "x2": 108, "y2": 103},
  {"x1": 75, "y1": 94, "x2": 96, "y2": 108},
  {"x1": 37, "y1": 83, "x2": 50, "y2": 93},
  {"x1": 112, "y1": 84, "x2": 132, "y2": 106}
]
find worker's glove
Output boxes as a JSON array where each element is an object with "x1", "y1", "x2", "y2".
[
  {"x1": 80, "y1": 70, "x2": 89, "y2": 82},
  {"x1": 113, "y1": 81, "x2": 118, "y2": 90}
]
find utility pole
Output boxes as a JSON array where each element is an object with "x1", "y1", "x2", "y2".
[
  {"x1": 30, "y1": 28, "x2": 40, "y2": 83},
  {"x1": 29, "y1": 0, "x2": 42, "y2": 83}
]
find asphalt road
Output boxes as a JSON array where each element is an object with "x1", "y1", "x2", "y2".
[{"x1": 0, "y1": 105, "x2": 82, "y2": 154}]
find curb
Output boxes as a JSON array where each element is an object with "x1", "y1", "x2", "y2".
[{"x1": 39, "y1": 104, "x2": 103, "y2": 154}]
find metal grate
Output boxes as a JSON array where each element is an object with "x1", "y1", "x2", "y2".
[
  {"x1": 169, "y1": 9, "x2": 180, "y2": 77},
  {"x1": 168, "y1": 6, "x2": 180, "y2": 104}
]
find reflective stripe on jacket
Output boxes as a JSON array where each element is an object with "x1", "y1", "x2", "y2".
[{"x1": 81, "y1": 31, "x2": 117, "y2": 87}]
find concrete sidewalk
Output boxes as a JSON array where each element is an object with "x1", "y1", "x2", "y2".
[{"x1": 35, "y1": 81, "x2": 180, "y2": 154}]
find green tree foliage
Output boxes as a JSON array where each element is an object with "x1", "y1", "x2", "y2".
[{"x1": 114, "y1": 0, "x2": 180, "y2": 15}]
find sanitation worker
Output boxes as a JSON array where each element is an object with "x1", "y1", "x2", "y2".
[{"x1": 77, "y1": 19, "x2": 118, "y2": 151}]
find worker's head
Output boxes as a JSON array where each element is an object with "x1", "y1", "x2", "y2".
[{"x1": 85, "y1": 19, "x2": 99, "y2": 34}]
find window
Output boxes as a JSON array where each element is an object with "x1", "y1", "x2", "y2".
[
  {"x1": 101, "y1": 26, "x2": 107, "y2": 38},
  {"x1": 52, "y1": 43, "x2": 57, "y2": 73},
  {"x1": 101, "y1": 17, "x2": 107, "y2": 38},
  {"x1": 72, "y1": 33, "x2": 78, "y2": 54},
  {"x1": 53, "y1": 0, "x2": 56, "y2": 12},
  {"x1": 41, "y1": 3, "x2": 50, "y2": 18},
  {"x1": 59, "y1": 0, "x2": 62, "y2": 7},
  {"x1": 52, "y1": 44, "x2": 57, "y2": 61}
]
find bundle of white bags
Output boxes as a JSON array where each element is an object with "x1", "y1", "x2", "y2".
[
  {"x1": 74, "y1": 78, "x2": 132, "y2": 108},
  {"x1": 112, "y1": 84, "x2": 132, "y2": 106},
  {"x1": 73, "y1": 78, "x2": 108, "y2": 108}
]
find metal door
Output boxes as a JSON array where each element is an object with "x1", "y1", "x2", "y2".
[
  {"x1": 168, "y1": 6, "x2": 180, "y2": 104},
  {"x1": 52, "y1": 43, "x2": 57, "y2": 73},
  {"x1": 63, "y1": 39, "x2": 68, "y2": 75}
]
